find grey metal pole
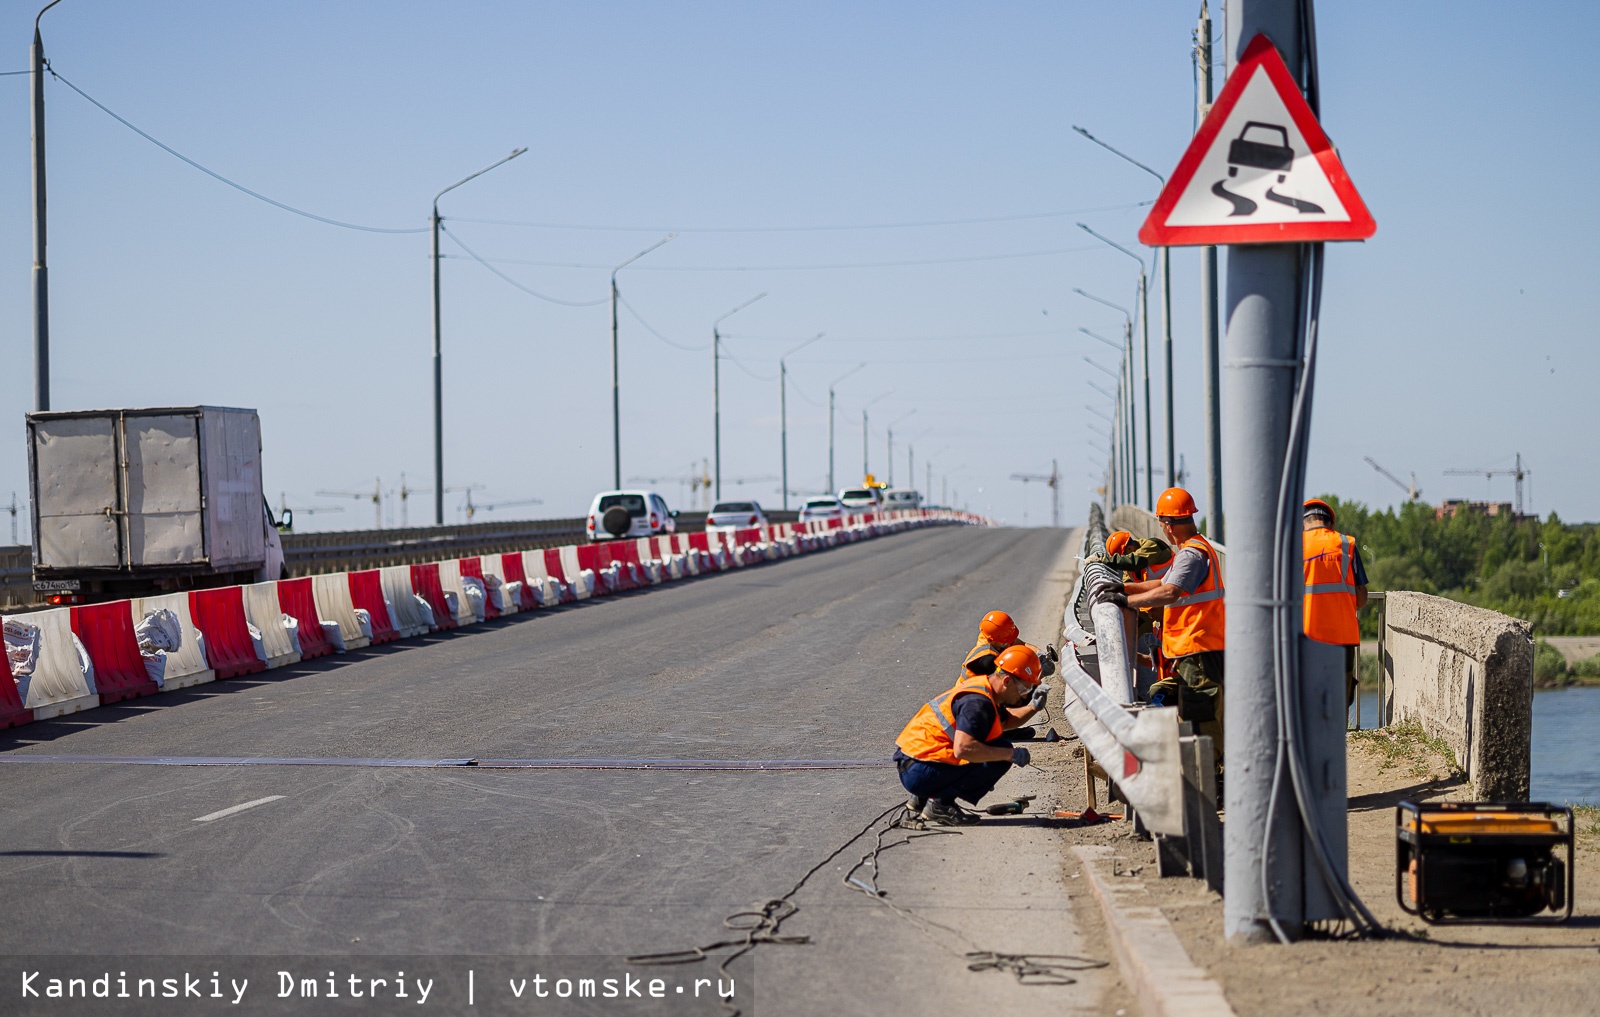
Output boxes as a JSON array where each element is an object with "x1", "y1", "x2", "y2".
[
  {"x1": 862, "y1": 409, "x2": 868, "y2": 479},
  {"x1": 432, "y1": 206, "x2": 444, "y2": 523},
  {"x1": 1140, "y1": 273, "x2": 1152, "y2": 509},
  {"x1": 1199, "y1": 1, "x2": 1224, "y2": 541},
  {"x1": 828, "y1": 386, "x2": 834, "y2": 493},
  {"x1": 1162, "y1": 247, "x2": 1175, "y2": 492},
  {"x1": 430, "y1": 148, "x2": 526, "y2": 525},
  {"x1": 30, "y1": 16, "x2": 53, "y2": 413},
  {"x1": 780, "y1": 359, "x2": 789, "y2": 511},
  {"x1": 1223, "y1": 0, "x2": 1329, "y2": 944},
  {"x1": 714, "y1": 328, "x2": 722, "y2": 500},
  {"x1": 611, "y1": 273, "x2": 621, "y2": 489},
  {"x1": 887, "y1": 429, "x2": 893, "y2": 486}
]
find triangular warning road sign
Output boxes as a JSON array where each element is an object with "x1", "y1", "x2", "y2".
[{"x1": 1140, "y1": 35, "x2": 1374, "y2": 246}]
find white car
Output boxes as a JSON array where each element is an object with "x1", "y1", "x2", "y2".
[
  {"x1": 798, "y1": 496, "x2": 845, "y2": 524},
  {"x1": 705, "y1": 500, "x2": 768, "y2": 533},
  {"x1": 837, "y1": 486, "x2": 881, "y2": 514},
  {"x1": 586, "y1": 490, "x2": 678, "y2": 542},
  {"x1": 883, "y1": 488, "x2": 922, "y2": 511}
]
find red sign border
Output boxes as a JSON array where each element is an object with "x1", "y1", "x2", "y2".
[{"x1": 1139, "y1": 34, "x2": 1375, "y2": 246}]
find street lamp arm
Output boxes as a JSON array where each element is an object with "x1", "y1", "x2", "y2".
[
  {"x1": 613, "y1": 233, "x2": 678, "y2": 278},
  {"x1": 434, "y1": 148, "x2": 528, "y2": 209},
  {"x1": 715, "y1": 292, "x2": 767, "y2": 329},
  {"x1": 1073, "y1": 288, "x2": 1132, "y2": 326},
  {"x1": 1078, "y1": 326, "x2": 1122, "y2": 350},
  {"x1": 830, "y1": 362, "x2": 866, "y2": 388},
  {"x1": 1071, "y1": 125, "x2": 1165, "y2": 184},
  {"x1": 1077, "y1": 222, "x2": 1149, "y2": 275},
  {"x1": 781, "y1": 331, "x2": 824, "y2": 361},
  {"x1": 36, "y1": 0, "x2": 66, "y2": 33},
  {"x1": 1083, "y1": 356, "x2": 1119, "y2": 379},
  {"x1": 1087, "y1": 379, "x2": 1116, "y2": 401}
]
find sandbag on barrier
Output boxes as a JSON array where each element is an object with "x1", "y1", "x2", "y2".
[
  {"x1": 70, "y1": 602, "x2": 159, "y2": 703},
  {"x1": 276, "y1": 577, "x2": 337, "y2": 658},
  {"x1": 409, "y1": 563, "x2": 456, "y2": 631},
  {"x1": 437, "y1": 560, "x2": 479, "y2": 626},
  {"x1": 130, "y1": 592, "x2": 215, "y2": 688},
  {"x1": 4, "y1": 608, "x2": 96, "y2": 719},
  {"x1": 458, "y1": 558, "x2": 502, "y2": 619},
  {"x1": 312, "y1": 573, "x2": 371, "y2": 651},
  {"x1": 557, "y1": 546, "x2": 590, "y2": 600},
  {"x1": 499, "y1": 553, "x2": 540, "y2": 611},
  {"x1": 518, "y1": 551, "x2": 559, "y2": 606},
  {"x1": 479, "y1": 556, "x2": 518, "y2": 615},
  {"x1": 347, "y1": 570, "x2": 402, "y2": 644},
  {"x1": 0, "y1": 620, "x2": 34, "y2": 729},
  {"x1": 190, "y1": 586, "x2": 268, "y2": 679},
  {"x1": 241, "y1": 581, "x2": 302, "y2": 668},
  {"x1": 380, "y1": 566, "x2": 431, "y2": 637}
]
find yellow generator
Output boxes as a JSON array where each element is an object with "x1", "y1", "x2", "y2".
[{"x1": 1396, "y1": 801, "x2": 1573, "y2": 924}]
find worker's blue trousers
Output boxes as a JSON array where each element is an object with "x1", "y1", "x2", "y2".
[{"x1": 896, "y1": 756, "x2": 1012, "y2": 806}]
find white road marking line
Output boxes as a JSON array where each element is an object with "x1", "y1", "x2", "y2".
[{"x1": 192, "y1": 795, "x2": 285, "y2": 823}]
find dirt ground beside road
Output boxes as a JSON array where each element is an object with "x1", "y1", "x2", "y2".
[{"x1": 1065, "y1": 728, "x2": 1600, "y2": 1017}]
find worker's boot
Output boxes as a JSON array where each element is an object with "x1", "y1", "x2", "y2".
[
  {"x1": 921, "y1": 799, "x2": 980, "y2": 826},
  {"x1": 904, "y1": 795, "x2": 927, "y2": 819}
]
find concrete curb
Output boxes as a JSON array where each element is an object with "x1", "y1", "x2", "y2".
[{"x1": 1073, "y1": 845, "x2": 1236, "y2": 1017}]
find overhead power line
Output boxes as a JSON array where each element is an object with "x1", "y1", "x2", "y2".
[
  {"x1": 443, "y1": 201, "x2": 1152, "y2": 234},
  {"x1": 439, "y1": 243, "x2": 1106, "y2": 272},
  {"x1": 439, "y1": 225, "x2": 607, "y2": 306},
  {"x1": 616, "y1": 293, "x2": 709, "y2": 351},
  {"x1": 46, "y1": 64, "x2": 429, "y2": 234}
]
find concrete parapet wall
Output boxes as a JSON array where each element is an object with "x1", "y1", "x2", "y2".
[{"x1": 1382, "y1": 591, "x2": 1532, "y2": 800}]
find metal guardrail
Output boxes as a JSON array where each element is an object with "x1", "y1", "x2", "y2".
[{"x1": 0, "y1": 511, "x2": 803, "y2": 607}]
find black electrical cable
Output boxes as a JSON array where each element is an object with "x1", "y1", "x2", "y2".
[
  {"x1": 438, "y1": 225, "x2": 609, "y2": 307},
  {"x1": 444, "y1": 201, "x2": 1153, "y2": 234},
  {"x1": 616, "y1": 293, "x2": 710, "y2": 351},
  {"x1": 45, "y1": 64, "x2": 428, "y2": 235}
]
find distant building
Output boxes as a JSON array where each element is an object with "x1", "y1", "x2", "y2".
[{"x1": 1435, "y1": 499, "x2": 1525, "y2": 521}]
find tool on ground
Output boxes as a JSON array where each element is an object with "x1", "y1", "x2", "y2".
[
  {"x1": 985, "y1": 795, "x2": 1036, "y2": 816},
  {"x1": 1396, "y1": 800, "x2": 1573, "y2": 924}
]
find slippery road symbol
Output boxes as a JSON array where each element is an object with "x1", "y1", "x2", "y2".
[{"x1": 1212, "y1": 121, "x2": 1324, "y2": 217}]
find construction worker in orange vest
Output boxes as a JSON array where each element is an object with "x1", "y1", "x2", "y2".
[
  {"x1": 895, "y1": 645, "x2": 1047, "y2": 826},
  {"x1": 961, "y1": 610, "x2": 1058, "y2": 683},
  {"x1": 1102, "y1": 488, "x2": 1226, "y2": 753},
  {"x1": 1091, "y1": 530, "x2": 1173, "y2": 677},
  {"x1": 1302, "y1": 498, "x2": 1368, "y2": 709}
]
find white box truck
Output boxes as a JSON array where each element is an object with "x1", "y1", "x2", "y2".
[{"x1": 27, "y1": 406, "x2": 286, "y2": 602}]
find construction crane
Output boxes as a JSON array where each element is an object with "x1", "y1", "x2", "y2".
[
  {"x1": 462, "y1": 495, "x2": 543, "y2": 521},
  {"x1": 396, "y1": 473, "x2": 430, "y2": 528},
  {"x1": 316, "y1": 478, "x2": 384, "y2": 529},
  {"x1": 275, "y1": 493, "x2": 346, "y2": 531},
  {"x1": 443, "y1": 484, "x2": 487, "y2": 522},
  {"x1": 1363, "y1": 457, "x2": 1423, "y2": 502},
  {"x1": 1010, "y1": 459, "x2": 1060, "y2": 528},
  {"x1": 1445, "y1": 452, "x2": 1530, "y2": 516}
]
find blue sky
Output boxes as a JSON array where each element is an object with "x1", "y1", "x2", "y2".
[{"x1": 2, "y1": 1, "x2": 1594, "y2": 533}]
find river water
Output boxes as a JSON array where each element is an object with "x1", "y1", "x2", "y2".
[{"x1": 1352, "y1": 686, "x2": 1599, "y2": 807}]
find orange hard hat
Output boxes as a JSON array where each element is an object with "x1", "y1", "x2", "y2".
[
  {"x1": 979, "y1": 610, "x2": 1019, "y2": 646},
  {"x1": 1155, "y1": 487, "x2": 1198, "y2": 519},
  {"x1": 1304, "y1": 498, "x2": 1335, "y2": 524},
  {"x1": 994, "y1": 645, "x2": 1042, "y2": 685},
  {"x1": 1105, "y1": 530, "x2": 1132, "y2": 555}
]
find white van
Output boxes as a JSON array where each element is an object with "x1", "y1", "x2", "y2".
[{"x1": 883, "y1": 489, "x2": 921, "y2": 511}]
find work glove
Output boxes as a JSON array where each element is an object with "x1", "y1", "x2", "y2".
[
  {"x1": 1088, "y1": 576, "x2": 1125, "y2": 607},
  {"x1": 1043, "y1": 643, "x2": 1060, "y2": 663},
  {"x1": 1083, "y1": 551, "x2": 1108, "y2": 566},
  {"x1": 1009, "y1": 746, "x2": 1032, "y2": 768},
  {"x1": 1029, "y1": 683, "x2": 1051, "y2": 711}
]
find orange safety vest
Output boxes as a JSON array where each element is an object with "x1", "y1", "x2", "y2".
[
  {"x1": 896, "y1": 675, "x2": 1005, "y2": 765},
  {"x1": 1303, "y1": 527, "x2": 1361, "y2": 645},
  {"x1": 961, "y1": 637, "x2": 1016, "y2": 678},
  {"x1": 1161, "y1": 535, "x2": 1226, "y2": 658}
]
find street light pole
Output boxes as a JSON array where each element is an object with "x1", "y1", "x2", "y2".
[
  {"x1": 1073, "y1": 128, "x2": 1176, "y2": 501},
  {"x1": 1197, "y1": 0, "x2": 1224, "y2": 540},
  {"x1": 861, "y1": 390, "x2": 892, "y2": 481},
  {"x1": 886, "y1": 411, "x2": 915, "y2": 487},
  {"x1": 610, "y1": 234, "x2": 677, "y2": 490},
  {"x1": 31, "y1": 0, "x2": 66, "y2": 412},
  {"x1": 712, "y1": 292, "x2": 767, "y2": 501},
  {"x1": 828, "y1": 363, "x2": 865, "y2": 494},
  {"x1": 1076, "y1": 289, "x2": 1137, "y2": 508},
  {"x1": 779, "y1": 332, "x2": 824, "y2": 512},
  {"x1": 1079, "y1": 224, "x2": 1153, "y2": 509},
  {"x1": 432, "y1": 147, "x2": 526, "y2": 525}
]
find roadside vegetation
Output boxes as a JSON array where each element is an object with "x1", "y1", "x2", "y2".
[{"x1": 1350, "y1": 721, "x2": 1459, "y2": 781}]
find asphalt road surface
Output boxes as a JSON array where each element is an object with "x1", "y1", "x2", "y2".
[{"x1": 0, "y1": 526, "x2": 1108, "y2": 1015}]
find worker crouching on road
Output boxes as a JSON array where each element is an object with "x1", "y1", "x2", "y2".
[
  {"x1": 1102, "y1": 488, "x2": 1226, "y2": 754},
  {"x1": 895, "y1": 645, "x2": 1048, "y2": 826},
  {"x1": 962, "y1": 610, "x2": 1058, "y2": 682},
  {"x1": 1302, "y1": 498, "x2": 1368, "y2": 708}
]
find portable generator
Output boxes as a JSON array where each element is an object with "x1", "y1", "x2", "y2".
[{"x1": 1396, "y1": 801, "x2": 1573, "y2": 924}]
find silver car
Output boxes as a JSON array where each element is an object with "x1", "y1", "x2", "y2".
[
  {"x1": 705, "y1": 500, "x2": 768, "y2": 533},
  {"x1": 798, "y1": 496, "x2": 845, "y2": 523}
]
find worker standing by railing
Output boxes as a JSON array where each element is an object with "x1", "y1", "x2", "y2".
[
  {"x1": 1301, "y1": 498, "x2": 1368, "y2": 709},
  {"x1": 1103, "y1": 488, "x2": 1227, "y2": 755}
]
